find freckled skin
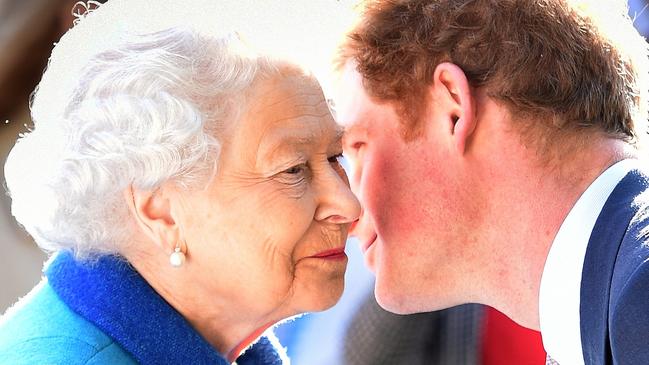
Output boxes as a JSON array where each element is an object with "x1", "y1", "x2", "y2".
[{"x1": 336, "y1": 65, "x2": 482, "y2": 313}]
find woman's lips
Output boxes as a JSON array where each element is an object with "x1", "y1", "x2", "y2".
[
  {"x1": 360, "y1": 233, "x2": 377, "y2": 254},
  {"x1": 308, "y1": 247, "x2": 347, "y2": 260}
]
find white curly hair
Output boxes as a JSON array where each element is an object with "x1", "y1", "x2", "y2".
[{"x1": 4, "y1": 1, "x2": 284, "y2": 258}]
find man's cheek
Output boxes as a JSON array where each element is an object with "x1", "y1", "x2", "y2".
[
  {"x1": 345, "y1": 160, "x2": 363, "y2": 197},
  {"x1": 361, "y1": 161, "x2": 388, "y2": 212}
]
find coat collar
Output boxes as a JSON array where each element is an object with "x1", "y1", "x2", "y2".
[
  {"x1": 45, "y1": 251, "x2": 283, "y2": 365},
  {"x1": 580, "y1": 168, "x2": 648, "y2": 365}
]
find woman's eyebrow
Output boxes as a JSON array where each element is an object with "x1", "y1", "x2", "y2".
[
  {"x1": 334, "y1": 127, "x2": 344, "y2": 141},
  {"x1": 256, "y1": 131, "x2": 319, "y2": 166},
  {"x1": 329, "y1": 128, "x2": 344, "y2": 148},
  {"x1": 272, "y1": 132, "x2": 321, "y2": 147}
]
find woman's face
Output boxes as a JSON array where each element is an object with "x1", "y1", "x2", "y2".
[{"x1": 171, "y1": 71, "x2": 360, "y2": 320}]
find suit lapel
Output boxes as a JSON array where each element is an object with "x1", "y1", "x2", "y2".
[{"x1": 580, "y1": 170, "x2": 647, "y2": 365}]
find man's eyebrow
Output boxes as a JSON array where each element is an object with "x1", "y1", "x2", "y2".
[{"x1": 342, "y1": 123, "x2": 361, "y2": 135}]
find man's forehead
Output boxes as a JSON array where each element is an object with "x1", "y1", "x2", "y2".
[{"x1": 332, "y1": 62, "x2": 368, "y2": 128}]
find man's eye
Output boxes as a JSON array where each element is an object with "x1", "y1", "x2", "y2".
[{"x1": 350, "y1": 141, "x2": 364, "y2": 151}]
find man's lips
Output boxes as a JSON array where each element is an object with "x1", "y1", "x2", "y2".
[
  {"x1": 360, "y1": 233, "x2": 377, "y2": 254},
  {"x1": 308, "y1": 247, "x2": 347, "y2": 260}
]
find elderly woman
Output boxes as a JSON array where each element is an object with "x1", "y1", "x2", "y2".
[{"x1": 0, "y1": 2, "x2": 359, "y2": 364}]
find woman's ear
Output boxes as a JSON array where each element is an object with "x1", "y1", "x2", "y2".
[
  {"x1": 123, "y1": 184, "x2": 179, "y2": 253},
  {"x1": 430, "y1": 62, "x2": 477, "y2": 154}
]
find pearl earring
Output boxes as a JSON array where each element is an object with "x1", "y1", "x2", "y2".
[{"x1": 169, "y1": 245, "x2": 186, "y2": 267}]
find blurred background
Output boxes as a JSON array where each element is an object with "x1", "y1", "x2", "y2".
[
  {"x1": 0, "y1": 0, "x2": 105, "y2": 314},
  {"x1": 1, "y1": 1, "x2": 648, "y2": 364}
]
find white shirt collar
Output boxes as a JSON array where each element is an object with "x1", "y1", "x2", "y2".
[{"x1": 539, "y1": 159, "x2": 636, "y2": 365}]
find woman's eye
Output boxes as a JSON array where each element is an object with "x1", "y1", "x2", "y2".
[
  {"x1": 283, "y1": 164, "x2": 307, "y2": 175},
  {"x1": 327, "y1": 153, "x2": 345, "y2": 165},
  {"x1": 327, "y1": 153, "x2": 345, "y2": 167}
]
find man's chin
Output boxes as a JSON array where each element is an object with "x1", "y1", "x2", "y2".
[
  {"x1": 373, "y1": 278, "x2": 418, "y2": 315},
  {"x1": 373, "y1": 276, "x2": 455, "y2": 315}
]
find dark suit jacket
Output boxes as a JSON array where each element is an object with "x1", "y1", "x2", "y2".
[{"x1": 581, "y1": 169, "x2": 649, "y2": 364}]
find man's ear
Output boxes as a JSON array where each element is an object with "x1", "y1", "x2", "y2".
[
  {"x1": 123, "y1": 184, "x2": 179, "y2": 253},
  {"x1": 430, "y1": 62, "x2": 476, "y2": 154}
]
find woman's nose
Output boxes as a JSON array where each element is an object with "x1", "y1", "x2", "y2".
[{"x1": 314, "y1": 169, "x2": 361, "y2": 224}]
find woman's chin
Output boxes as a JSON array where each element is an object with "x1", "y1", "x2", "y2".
[
  {"x1": 312, "y1": 288, "x2": 344, "y2": 312},
  {"x1": 295, "y1": 277, "x2": 345, "y2": 313}
]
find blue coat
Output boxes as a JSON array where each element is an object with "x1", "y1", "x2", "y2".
[
  {"x1": 581, "y1": 169, "x2": 649, "y2": 364},
  {"x1": 0, "y1": 252, "x2": 285, "y2": 364}
]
